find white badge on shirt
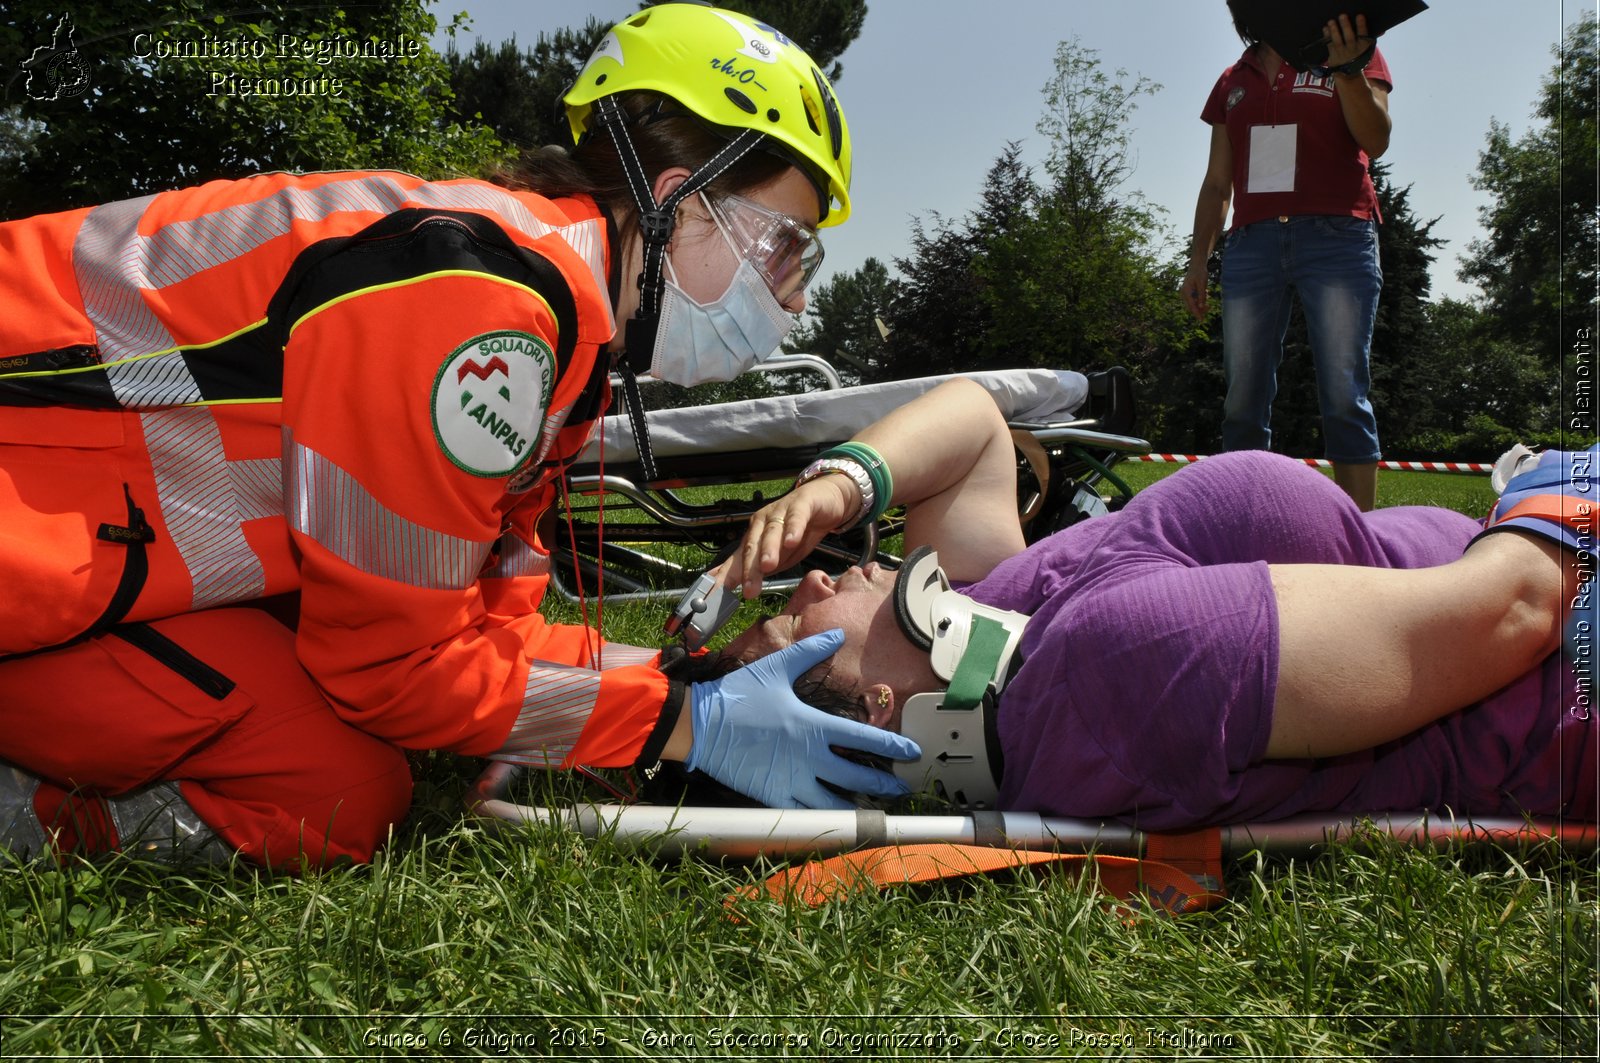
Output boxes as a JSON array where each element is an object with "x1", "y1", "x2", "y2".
[
  {"x1": 431, "y1": 330, "x2": 553, "y2": 478},
  {"x1": 1247, "y1": 124, "x2": 1297, "y2": 194}
]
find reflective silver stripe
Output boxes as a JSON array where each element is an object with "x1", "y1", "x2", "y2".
[
  {"x1": 231, "y1": 457, "x2": 283, "y2": 522},
  {"x1": 141, "y1": 408, "x2": 267, "y2": 609},
  {"x1": 140, "y1": 177, "x2": 414, "y2": 286},
  {"x1": 73, "y1": 196, "x2": 203, "y2": 406},
  {"x1": 558, "y1": 217, "x2": 612, "y2": 328},
  {"x1": 491, "y1": 660, "x2": 602, "y2": 767},
  {"x1": 597, "y1": 643, "x2": 659, "y2": 670},
  {"x1": 407, "y1": 183, "x2": 612, "y2": 321},
  {"x1": 71, "y1": 175, "x2": 612, "y2": 407},
  {"x1": 484, "y1": 534, "x2": 550, "y2": 581},
  {"x1": 283, "y1": 432, "x2": 492, "y2": 590},
  {"x1": 103, "y1": 351, "x2": 205, "y2": 408},
  {"x1": 531, "y1": 400, "x2": 575, "y2": 467}
]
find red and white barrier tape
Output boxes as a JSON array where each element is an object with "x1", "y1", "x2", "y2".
[{"x1": 1134, "y1": 454, "x2": 1493, "y2": 474}]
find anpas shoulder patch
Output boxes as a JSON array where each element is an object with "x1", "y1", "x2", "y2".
[{"x1": 432, "y1": 330, "x2": 555, "y2": 478}]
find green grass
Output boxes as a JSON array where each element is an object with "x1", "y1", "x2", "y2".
[
  {"x1": 1, "y1": 820, "x2": 1593, "y2": 1058},
  {"x1": 2, "y1": 465, "x2": 1593, "y2": 1060}
]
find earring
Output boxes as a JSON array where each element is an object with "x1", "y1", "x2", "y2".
[{"x1": 876, "y1": 688, "x2": 891, "y2": 708}]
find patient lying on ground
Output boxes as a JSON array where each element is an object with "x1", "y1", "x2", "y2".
[{"x1": 710, "y1": 380, "x2": 1596, "y2": 829}]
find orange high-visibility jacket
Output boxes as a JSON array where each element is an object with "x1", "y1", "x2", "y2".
[{"x1": 0, "y1": 171, "x2": 678, "y2": 768}]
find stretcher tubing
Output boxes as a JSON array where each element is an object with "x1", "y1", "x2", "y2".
[{"x1": 466, "y1": 763, "x2": 1596, "y2": 860}]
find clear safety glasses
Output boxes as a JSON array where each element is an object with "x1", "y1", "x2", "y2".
[{"x1": 705, "y1": 193, "x2": 824, "y2": 304}]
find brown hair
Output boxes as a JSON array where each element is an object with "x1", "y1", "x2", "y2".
[{"x1": 491, "y1": 90, "x2": 795, "y2": 244}]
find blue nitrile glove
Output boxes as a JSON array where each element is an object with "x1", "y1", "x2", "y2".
[{"x1": 685, "y1": 629, "x2": 923, "y2": 810}]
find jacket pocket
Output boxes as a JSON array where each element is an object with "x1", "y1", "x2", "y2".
[
  {"x1": 0, "y1": 409, "x2": 155, "y2": 655},
  {"x1": 0, "y1": 618, "x2": 252, "y2": 793}
]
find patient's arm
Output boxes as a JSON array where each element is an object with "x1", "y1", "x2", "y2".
[
  {"x1": 1266, "y1": 530, "x2": 1566, "y2": 758},
  {"x1": 728, "y1": 377, "x2": 1027, "y2": 596}
]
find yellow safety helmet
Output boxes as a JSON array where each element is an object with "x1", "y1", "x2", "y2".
[{"x1": 563, "y1": 2, "x2": 852, "y2": 227}]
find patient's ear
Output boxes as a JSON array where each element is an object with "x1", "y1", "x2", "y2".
[{"x1": 861, "y1": 684, "x2": 895, "y2": 729}]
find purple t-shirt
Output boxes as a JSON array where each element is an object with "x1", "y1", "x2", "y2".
[{"x1": 964, "y1": 451, "x2": 1594, "y2": 829}]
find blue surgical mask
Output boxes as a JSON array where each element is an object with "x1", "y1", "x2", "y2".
[{"x1": 647, "y1": 197, "x2": 797, "y2": 388}]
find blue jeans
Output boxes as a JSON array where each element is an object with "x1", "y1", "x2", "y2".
[{"x1": 1219, "y1": 215, "x2": 1383, "y2": 463}]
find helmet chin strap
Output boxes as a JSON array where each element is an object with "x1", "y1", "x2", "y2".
[
  {"x1": 592, "y1": 95, "x2": 766, "y2": 375},
  {"x1": 590, "y1": 95, "x2": 767, "y2": 485},
  {"x1": 890, "y1": 546, "x2": 1032, "y2": 811}
]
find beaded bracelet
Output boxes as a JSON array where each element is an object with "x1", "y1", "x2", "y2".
[
  {"x1": 794, "y1": 458, "x2": 875, "y2": 530},
  {"x1": 820, "y1": 442, "x2": 894, "y2": 522}
]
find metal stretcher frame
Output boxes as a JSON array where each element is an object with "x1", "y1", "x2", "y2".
[
  {"x1": 466, "y1": 763, "x2": 1599, "y2": 860},
  {"x1": 548, "y1": 361, "x2": 1151, "y2": 603},
  {"x1": 483, "y1": 365, "x2": 1597, "y2": 863}
]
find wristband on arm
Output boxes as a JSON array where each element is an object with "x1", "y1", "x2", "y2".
[
  {"x1": 795, "y1": 442, "x2": 895, "y2": 531},
  {"x1": 795, "y1": 458, "x2": 874, "y2": 530},
  {"x1": 1322, "y1": 40, "x2": 1375, "y2": 79},
  {"x1": 826, "y1": 443, "x2": 894, "y2": 523}
]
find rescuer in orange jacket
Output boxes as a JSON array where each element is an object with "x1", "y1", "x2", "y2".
[{"x1": 0, "y1": 4, "x2": 917, "y2": 869}]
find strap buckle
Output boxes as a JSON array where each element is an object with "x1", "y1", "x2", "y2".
[{"x1": 638, "y1": 207, "x2": 675, "y2": 246}]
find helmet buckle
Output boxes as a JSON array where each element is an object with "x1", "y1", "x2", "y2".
[{"x1": 638, "y1": 207, "x2": 675, "y2": 246}]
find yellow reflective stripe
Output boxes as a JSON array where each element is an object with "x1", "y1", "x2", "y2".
[
  {"x1": 0, "y1": 320, "x2": 272, "y2": 382},
  {"x1": 286, "y1": 270, "x2": 557, "y2": 340},
  {"x1": 178, "y1": 397, "x2": 285, "y2": 409},
  {"x1": 0, "y1": 318, "x2": 270, "y2": 381},
  {"x1": 180, "y1": 317, "x2": 270, "y2": 350}
]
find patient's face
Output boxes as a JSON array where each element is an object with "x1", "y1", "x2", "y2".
[{"x1": 722, "y1": 563, "x2": 898, "y2": 688}]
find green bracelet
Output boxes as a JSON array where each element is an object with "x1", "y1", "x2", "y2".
[{"x1": 822, "y1": 442, "x2": 894, "y2": 521}]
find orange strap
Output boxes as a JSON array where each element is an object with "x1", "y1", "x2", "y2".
[
  {"x1": 1145, "y1": 826, "x2": 1225, "y2": 894},
  {"x1": 1493, "y1": 494, "x2": 1595, "y2": 530},
  {"x1": 732, "y1": 841, "x2": 1225, "y2": 916}
]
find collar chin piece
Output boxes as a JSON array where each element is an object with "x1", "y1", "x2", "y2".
[{"x1": 890, "y1": 547, "x2": 1030, "y2": 810}]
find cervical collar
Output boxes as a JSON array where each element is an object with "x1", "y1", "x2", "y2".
[{"x1": 889, "y1": 547, "x2": 1030, "y2": 810}]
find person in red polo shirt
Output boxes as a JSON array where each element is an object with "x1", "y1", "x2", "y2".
[{"x1": 1182, "y1": 8, "x2": 1393, "y2": 511}]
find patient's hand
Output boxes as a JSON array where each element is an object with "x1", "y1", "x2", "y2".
[{"x1": 722, "y1": 474, "x2": 861, "y2": 599}]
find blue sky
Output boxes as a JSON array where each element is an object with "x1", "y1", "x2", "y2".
[{"x1": 434, "y1": 1, "x2": 1592, "y2": 305}]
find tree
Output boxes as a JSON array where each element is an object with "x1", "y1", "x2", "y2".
[
  {"x1": 446, "y1": 1, "x2": 867, "y2": 151},
  {"x1": 0, "y1": 1, "x2": 502, "y2": 218},
  {"x1": 1367, "y1": 165, "x2": 1445, "y2": 440},
  {"x1": 876, "y1": 41, "x2": 1195, "y2": 433},
  {"x1": 1459, "y1": 13, "x2": 1597, "y2": 369},
  {"x1": 784, "y1": 257, "x2": 896, "y2": 385},
  {"x1": 884, "y1": 39, "x2": 1197, "y2": 395},
  {"x1": 880, "y1": 143, "x2": 1034, "y2": 379},
  {"x1": 1400, "y1": 298, "x2": 1556, "y2": 458},
  {"x1": 446, "y1": 22, "x2": 610, "y2": 152},
  {"x1": 994, "y1": 39, "x2": 1193, "y2": 371}
]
